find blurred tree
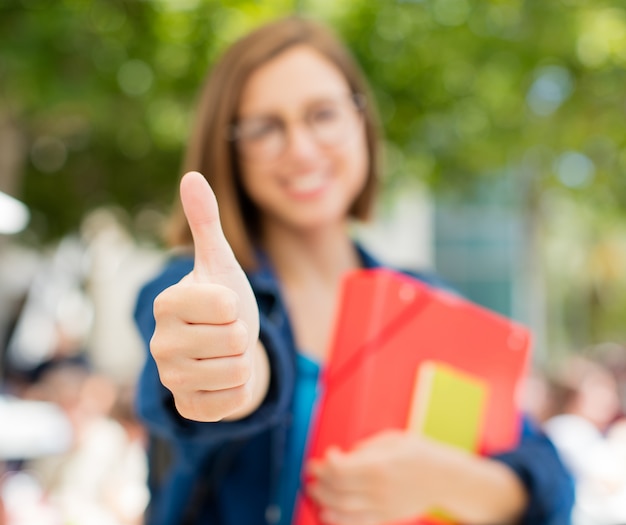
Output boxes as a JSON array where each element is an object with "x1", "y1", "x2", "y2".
[
  {"x1": 336, "y1": 1, "x2": 626, "y2": 204},
  {"x1": 3, "y1": 0, "x2": 625, "y2": 235},
  {"x1": 1, "y1": 0, "x2": 295, "y2": 239}
]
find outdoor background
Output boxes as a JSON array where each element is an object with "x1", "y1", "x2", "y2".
[
  {"x1": 1, "y1": 0, "x2": 626, "y2": 523},
  {"x1": 3, "y1": 0, "x2": 625, "y2": 360}
]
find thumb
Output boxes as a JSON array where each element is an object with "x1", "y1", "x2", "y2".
[{"x1": 180, "y1": 171, "x2": 238, "y2": 281}]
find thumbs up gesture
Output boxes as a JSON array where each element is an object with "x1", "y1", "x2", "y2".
[{"x1": 150, "y1": 171, "x2": 268, "y2": 422}]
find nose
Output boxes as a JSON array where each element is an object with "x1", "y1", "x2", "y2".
[{"x1": 282, "y1": 122, "x2": 320, "y2": 161}]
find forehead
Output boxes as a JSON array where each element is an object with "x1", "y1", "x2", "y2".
[{"x1": 238, "y1": 45, "x2": 351, "y2": 117}]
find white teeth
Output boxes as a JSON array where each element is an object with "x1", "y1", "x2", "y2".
[{"x1": 288, "y1": 174, "x2": 326, "y2": 193}]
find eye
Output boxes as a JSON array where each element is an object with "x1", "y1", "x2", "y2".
[
  {"x1": 238, "y1": 118, "x2": 280, "y2": 142},
  {"x1": 310, "y1": 104, "x2": 341, "y2": 124}
]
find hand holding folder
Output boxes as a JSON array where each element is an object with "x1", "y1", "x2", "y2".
[{"x1": 295, "y1": 268, "x2": 531, "y2": 525}]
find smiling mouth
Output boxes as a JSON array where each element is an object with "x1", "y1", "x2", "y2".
[{"x1": 285, "y1": 173, "x2": 329, "y2": 197}]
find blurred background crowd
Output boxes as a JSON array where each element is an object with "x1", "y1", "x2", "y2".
[{"x1": 1, "y1": 0, "x2": 626, "y2": 524}]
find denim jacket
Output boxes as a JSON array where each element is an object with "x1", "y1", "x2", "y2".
[{"x1": 134, "y1": 246, "x2": 574, "y2": 525}]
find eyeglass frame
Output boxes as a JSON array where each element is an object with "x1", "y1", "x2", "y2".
[{"x1": 227, "y1": 92, "x2": 367, "y2": 160}]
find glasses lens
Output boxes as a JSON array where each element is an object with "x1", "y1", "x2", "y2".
[
  {"x1": 309, "y1": 99, "x2": 362, "y2": 146},
  {"x1": 234, "y1": 118, "x2": 284, "y2": 159}
]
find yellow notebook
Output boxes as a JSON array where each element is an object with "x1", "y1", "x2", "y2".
[
  {"x1": 407, "y1": 361, "x2": 488, "y2": 524},
  {"x1": 407, "y1": 360, "x2": 488, "y2": 451}
]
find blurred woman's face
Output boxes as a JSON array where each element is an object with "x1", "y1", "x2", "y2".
[{"x1": 234, "y1": 45, "x2": 369, "y2": 236}]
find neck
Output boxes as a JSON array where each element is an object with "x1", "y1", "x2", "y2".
[{"x1": 261, "y1": 221, "x2": 361, "y2": 288}]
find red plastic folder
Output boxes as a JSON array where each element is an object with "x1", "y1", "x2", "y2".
[{"x1": 294, "y1": 268, "x2": 531, "y2": 525}]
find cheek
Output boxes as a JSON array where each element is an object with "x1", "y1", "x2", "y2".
[{"x1": 344, "y1": 131, "x2": 369, "y2": 190}]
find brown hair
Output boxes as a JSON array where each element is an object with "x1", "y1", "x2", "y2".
[{"x1": 166, "y1": 15, "x2": 381, "y2": 269}]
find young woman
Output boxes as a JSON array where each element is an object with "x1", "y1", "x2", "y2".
[{"x1": 134, "y1": 16, "x2": 574, "y2": 525}]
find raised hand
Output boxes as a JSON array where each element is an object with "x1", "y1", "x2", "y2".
[{"x1": 150, "y1": 171, "x2": 267, "y2": 422}]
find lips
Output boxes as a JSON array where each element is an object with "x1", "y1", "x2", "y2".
[{"x1": 283, "y1": 172, "x2": 330, "y2": 198}]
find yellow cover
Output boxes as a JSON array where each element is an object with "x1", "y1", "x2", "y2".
[{"x1": 407, "y1": 360, "x2": 488, "y2": 451}]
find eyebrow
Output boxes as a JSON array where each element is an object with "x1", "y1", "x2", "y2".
[{"x1": 238, "y1": 92, "x2": 351, "y2": 120}]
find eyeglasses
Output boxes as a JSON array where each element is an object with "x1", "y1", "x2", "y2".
[{"x1": 229, "y1": 93, "x2": 366, "y2": 161}]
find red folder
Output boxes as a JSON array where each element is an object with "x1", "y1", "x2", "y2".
[{"x1": 294, "y1": 268, "x2": 531, "y2": 525}]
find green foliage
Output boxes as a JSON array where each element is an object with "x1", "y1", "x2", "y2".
[
  {"x1": 2, "y1": 0, "x2": 626, "y2": 234},
  {"x1": 1, "y1": 0, "x2": 294, "y2": 240},
  {"x1": 334, "y1": 1, "x2": 626, "y2": 209}
]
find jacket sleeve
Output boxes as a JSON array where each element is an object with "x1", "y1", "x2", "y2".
[
  {"x1": 133, "y1": 259, "x2": 294, "y2": 452},
  {"x1": 491, "y1": 416, "x2": 575, "y2": 525}
]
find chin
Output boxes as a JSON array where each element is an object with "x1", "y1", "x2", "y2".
[{"x1": 290, "y1": 206, "x2": 351, "y2": 232}]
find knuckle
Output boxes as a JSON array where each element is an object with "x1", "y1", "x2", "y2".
[
  {"x1": 214, "y1": 287, "x2": 239, "y2": 322},
  {"x1": 173, "y1": 398, "x2": 191, "y2": 419},
  {"x1": 229, "y1": 382, "x2": 253, "y2": 409},
  {"x1": 149, "y1": 332, "x2": 172, "y2": 362},
  {"x1": 229, "y1": 354, "x2": 252, "y2": 386},
  {"x1": 176, "y1": 393, "x2": 222, "y2": 423},
  {"x1": 153, "y1": 284, "x2": 188, "y2": 320},
  {"x1": 181, "y1": 387, "x2": 251, "y2": 422},
  {"x1": 158, "y1": 365, "x2": 186, "y2": 392},
  {"x1": 149, "y1": 333, "x2": 164, "y2": 359},
  {"x1": 227, "y1": 320, "x2": 249, "y2": 355},
  {"x1": 174, "y1": 396, "x2": 202, "y2": 421},
  {"x1": 152, "y1": 291, "x2": 172, "y2": 320},
  {"x1": 150, "y1": 332, "x2": 181, "y2": 362}
]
